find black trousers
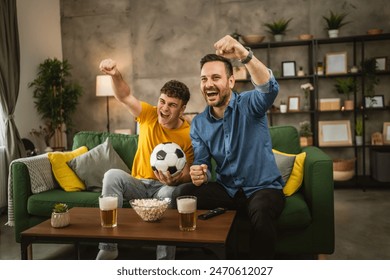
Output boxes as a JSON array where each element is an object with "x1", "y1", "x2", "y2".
[{"x1": 173, "y1": 182, "x2": 285, "y2": 259}]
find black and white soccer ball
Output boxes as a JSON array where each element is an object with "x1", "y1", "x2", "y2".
[{"x1": 150, "y1": 142, "x2": 186, "y2": 177}]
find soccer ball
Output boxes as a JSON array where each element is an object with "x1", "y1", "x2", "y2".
[{"x1": 150, "y1": 142, "x2": 186, "y2": 177}]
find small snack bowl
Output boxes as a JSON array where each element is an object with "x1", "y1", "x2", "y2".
[{"x1": 130, "y1": 198, "x2": 171, "y2": 222}]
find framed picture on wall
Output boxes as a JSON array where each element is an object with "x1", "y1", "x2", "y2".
[
  {"x1": 288, "y1": 96, "x2": 300, "y2": 112},
  {"x1": 364, "y1": 95, "x2": 384, "y2": 108},
  {"x1": 282, "y1": 61, "x2": 296, "y2": 77},
  {"x1": 375, "y1": 57, "x2": 387, "y2": 71},
  {"x1": 318, "y1": 120, "x2": 352, "y2": 147},
  {"x1": 325, "y1": 52, "x2": 348, "y2": 75},
  {"x1": 383, "y1": 122, "x2": 390, "y2": 144}
]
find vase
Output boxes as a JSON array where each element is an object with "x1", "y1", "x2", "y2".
[
  {"x1": 344, "y1": 100, "x2": 354, "y2": 111},
  {"x1": 274, "y1": 34, "x2": 284, "y2": 42},
  {"x1": 280, "y1": 104, "x2": 287, "y2": 113},
  {"x1": 51, "y1": 211, "x2": 70, "y2": 228},
  {"x1": 355, "y1": 136, "x2": 363, "y2": 146},
  {"x1": 328, "y1": 29, "x2": 339, "y2": 38},
  {"x1": 300, "y1": 136, "x2": 313, "y2": 147}
]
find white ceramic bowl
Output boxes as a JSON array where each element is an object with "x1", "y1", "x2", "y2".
[
  {"x1": 241, "y1": 35, "x2": 265, "y2": 45},
  {"x1": 130, "y1": 198, "x2": 171, "y2": 222}
]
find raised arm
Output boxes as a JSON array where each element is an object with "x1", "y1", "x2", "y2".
[
  {"x1": 99, "y1": 59, "x2": 142, "y2": 117},
  {"x1": 213, "y1": 35, "x2": 270, "y2": 85}
]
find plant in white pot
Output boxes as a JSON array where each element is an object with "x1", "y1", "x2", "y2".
[
  {"x1": 355, "y1": 116, "x2": 363, "y2": 146},
  {"x1": 28, "y1": 58, "x2": 83, "y2": 150},
  {"x1": 264, "y1": 18, "x2": 292, "y2": 42},
  {"x1": 323, "y1": 10, "x2": 350, "y2": 38},
  {"x1": 51, "y1": 203, "x2": 70, "y2": 228},
  {"x1": 334, "y1": 77, "x2": 356, "y2": 110},
  {"x1": 279, "y1": 99, "x2": 287, "y2": 113}
]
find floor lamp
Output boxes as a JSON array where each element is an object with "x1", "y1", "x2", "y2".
[{"x1": 96, "y1": 75, "x2": 115, "y2": 132}]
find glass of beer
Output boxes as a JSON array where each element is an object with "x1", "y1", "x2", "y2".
[
  {"x1": 176, "y1": 196, "x2": 197, "y2": 231},
  {"x1": 99, "y1": 194, "x2": 118, "y2": 228}
]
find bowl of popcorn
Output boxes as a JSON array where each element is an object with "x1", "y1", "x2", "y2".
[{"x1": 130, "y1": 198, "x2": 171, "y2": 222}]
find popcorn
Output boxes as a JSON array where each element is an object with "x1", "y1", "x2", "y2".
[{"x1": 130, "y1": 198, "x2": 170, "y2": 222}]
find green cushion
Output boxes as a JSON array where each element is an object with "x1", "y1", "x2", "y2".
[{"x1": 277, "y1": 193, "x2": 312, "y2": 230}]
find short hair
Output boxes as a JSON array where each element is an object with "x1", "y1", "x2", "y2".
[
  {"x1": 160, "y1": 80, "x2": 190, "y2": 105},
  {"x1": 200, "y1": 54, "x2": 233, "y2": 77}
]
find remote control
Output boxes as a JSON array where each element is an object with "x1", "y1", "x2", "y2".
[{"x1": 198, "y1": 207, "x2": 227, "y2": 220}]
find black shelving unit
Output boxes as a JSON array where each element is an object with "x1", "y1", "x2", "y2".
[{"x1": 240, "y1": 33, "x2": 390, "y2": 188}]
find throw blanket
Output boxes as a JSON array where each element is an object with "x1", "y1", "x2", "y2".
[{"x1": 6, "y1": 154, "x2": 55, "y2": 226}]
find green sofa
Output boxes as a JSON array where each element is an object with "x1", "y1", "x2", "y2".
[{"x1": 10, "y1": 126, "x2": 334, "y2": 256}]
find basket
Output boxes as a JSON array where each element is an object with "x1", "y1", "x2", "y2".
[{"x1": 333, "y1": 158, "x2": 355, "y2": 181}]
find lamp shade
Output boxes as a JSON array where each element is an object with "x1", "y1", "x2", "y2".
[{"x1": 96, "y1": 75, "x2": 115, "y2": 97}]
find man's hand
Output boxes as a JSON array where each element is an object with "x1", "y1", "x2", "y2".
[
  {"x1": 154, "y1": 170, "x2": 183, "y2": 186},
  {"x1": 99, "y1": 58, "x2": 117, "y2": 76},
  {"x1": 190, "y1": 164, "x2": 208, "y2": 186},
  {"x1": 214, "y1": 35, "x2": 249, "y2": 61}
]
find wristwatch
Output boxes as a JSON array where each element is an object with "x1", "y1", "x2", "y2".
[{"x1": 240, "y1": 47, "x2": 253, "y2": 64}]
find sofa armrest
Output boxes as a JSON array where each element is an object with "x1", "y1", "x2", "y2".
[{"x1": 301, "y1": 145, "x2": 335, "y2": 253}]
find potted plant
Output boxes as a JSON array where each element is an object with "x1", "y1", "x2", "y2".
[
  {"x1": 29, "y1": 58, "x2": 83, "y2": 150},
  {"x1": 334, "y1": 77, "x2": 356, "y2": 110},
  {"x1": 299, "y1": 121, "x2": 313, "y2": 146},
  {"x1": 355, "y1": 116, "x2": 363, "y2": 145},
  {"x1": 264, "y1": 18, "x2": 292, "y2": 42},
  {"x1": 51, "y1": 203, "x2": 70, "y2": 228},
  {"x1": 280, "y1": 99, "x2": 287, "y2": 113},
  {"x1": 361, "y1": 58, "x2": 380, "y2": 106},
  {"x1": 300, "y1": 83, "x2": 314, "y2": 111},
  {"x1": 323, "y1": 10, "x2": 350, "y2": 38}
]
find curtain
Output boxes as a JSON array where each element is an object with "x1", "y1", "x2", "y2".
[{"x1": 0, "y1": 0, "x2": 25, "y2": 178}]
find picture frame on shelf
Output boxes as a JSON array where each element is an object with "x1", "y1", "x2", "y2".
[
  {"x1": 364, "y1": 95, "x2": 384, "y2": 108},
  {"x1": 288, "y1": 96, "x2": 300, "y2": 112},
  {"x1": 325, "y1": 52, "x2": 347, "y2": 75},
  {"x1": 383, "y1": 122, "x2": 390, "y2": 144},
  {"x1": 375, "y1": 57, "x2": 387, "y2": 71},
  {"x1": 318, "y1": 120, "x2": 352, "y2": 147},
  {"x1": 282, "y1": 61, "x2": 296, "y2": 77}
]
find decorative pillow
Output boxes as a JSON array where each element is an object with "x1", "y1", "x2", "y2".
[
  {"x1": 273, "y1": 149, "x2": 306, "y2": 196},
  {"x1": 67, "y1": 138, "x2": 130, "y2": 191},
  {"x1": 48, "y1": 146, "x2": 88, "y2": 192}
]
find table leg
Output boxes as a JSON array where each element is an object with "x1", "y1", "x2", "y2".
[{"x1": 20, "y1": 239, "x2": 32, "y2": 260}]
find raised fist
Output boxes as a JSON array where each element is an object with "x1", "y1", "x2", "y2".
[{"x1": 99, "y1": 59, "x2": 117, "y2": 75}]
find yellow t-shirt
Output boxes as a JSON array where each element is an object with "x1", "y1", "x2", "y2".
[{"x1": 132, "y1": 102, "x2": 194, "y2": 179}]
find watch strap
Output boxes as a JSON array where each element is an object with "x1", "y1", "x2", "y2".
[{"x1": 240, "y1": 47, "x2": 253, "y2": 64}]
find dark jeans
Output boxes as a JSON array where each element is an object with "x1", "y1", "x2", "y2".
[{"x1": 172, "y1": 182, "x2": 285, "y2": 259}]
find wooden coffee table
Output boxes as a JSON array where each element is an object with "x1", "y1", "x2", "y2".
[{"x1": 20, "y1": 207, "x2": 236, "y2": 260}]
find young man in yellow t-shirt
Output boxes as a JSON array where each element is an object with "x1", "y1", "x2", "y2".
[{"x1": 96, "y1": 59, "x2": 193, "y2": 260}]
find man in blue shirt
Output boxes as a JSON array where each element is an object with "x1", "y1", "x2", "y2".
[{"x1": 174, "y1": 35, "x2": 285, "y2": 259}]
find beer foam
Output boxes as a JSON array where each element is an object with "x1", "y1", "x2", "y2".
[
  {"x1": 99, "y1": 196, "x2": 118, "y2": 210},
  {"x1": 177, "y1": 198, "x2": 196, "y2": 213}
]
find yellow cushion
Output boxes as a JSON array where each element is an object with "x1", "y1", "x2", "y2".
[
  {"x1": 273, "y1": 149, "x2": 306, "y2": 196},
  {"x1": 48, "y1": 146, "x2": 88, "y2": 192}
]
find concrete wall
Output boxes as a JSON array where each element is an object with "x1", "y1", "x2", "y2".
[
  {"x1": 15, "y1": 0, "x2": 62, "y2": 152},
  {"x1": 60, "y1": 0, "x2": 390, "y2": 138}
]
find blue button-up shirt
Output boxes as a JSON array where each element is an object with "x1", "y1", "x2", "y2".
[{"x1": 191, "y1": 74, "x2": 284, "y2": 198}]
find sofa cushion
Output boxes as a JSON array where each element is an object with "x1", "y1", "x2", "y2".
[
  {"x1": 67, "y1": 138, "x2": 130, "y2": 192},
  {"x1": 273, "y1": 149, "x2": 306, "y2": 196},
  {"x1": 277, "y1": 192, "x2": 312, "y2": 230},
  {"x1": 48, "y1": 146, "x2": 89, "y2": 192}
]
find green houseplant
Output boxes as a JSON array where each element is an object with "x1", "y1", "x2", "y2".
[
  {"x1": 264, "y1": 18, "x2": 292, "y2": 41},
  {"x1": 51, "y1": 203, "x2": 70, "y2": 228},
  {"x1": 322, "y1": 10, "x2": 350, "y2": 38},
  {"x1": 355, "y1": 116, "x2": 363, "y2": 145},
  {"x1": 29, "y1": 58, "x2": 83, "y2": 149},
  {"x1": 299, "y1": 121, "x2": 313, "y2": 146},
  {"x1": 334, "y1": 77, "x2": 356, "y2": 110}
]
